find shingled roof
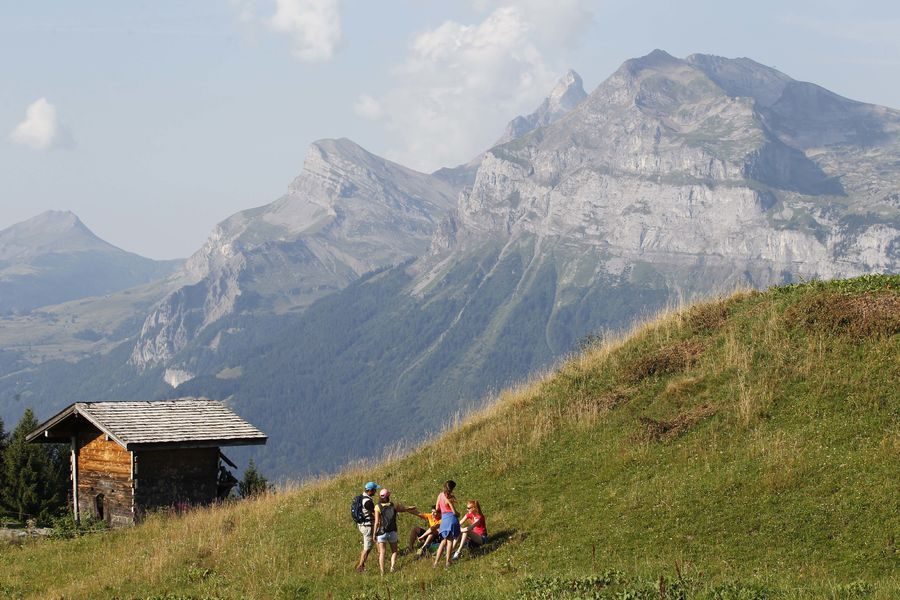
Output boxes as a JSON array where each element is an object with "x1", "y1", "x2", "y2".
[{"x1": 26, "y1": 398, "x2": 267, "y2": 449}]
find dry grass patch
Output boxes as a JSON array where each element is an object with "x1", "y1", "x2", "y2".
[
  {"x1": 566, "y1": 387, "x2": 634, "y2": 428},
  {"x1": 736, "y1": 376, "x2": 774, "y2": 427},
  {"x1": 879, "y1": 425, "x2": 900, "y2": 459},
  {"x1": 635, "y1": 404, "x2": 718, "y2": 442},
  {"x1": 625, "y1": 340, "x2": 706, "y2": 382},
  {"x1": 785, "y1": 291, "x2": 900, "y2": 339},
  {"x1": 686, "y1": 300, "x2": 731, "y2": 333},
  {"x1": 664, "y1": 375, "x2": 704, "y2": 398}
]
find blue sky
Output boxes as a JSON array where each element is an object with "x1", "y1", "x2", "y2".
[{"x1": 2, "y1": 0, "x2": 899, "y2": 259}]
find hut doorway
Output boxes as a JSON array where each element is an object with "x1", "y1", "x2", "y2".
[{"x1": 94, "y1": 493, "x2": 106, "y2": 522}]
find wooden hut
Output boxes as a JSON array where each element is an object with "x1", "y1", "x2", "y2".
[{"x1": 26, "y1": 398, "x2": 267, "y2": 527}]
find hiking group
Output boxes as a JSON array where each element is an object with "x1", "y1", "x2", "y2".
[{"x1": 351, "y1": 479, "x2": 488, "y2": 575}]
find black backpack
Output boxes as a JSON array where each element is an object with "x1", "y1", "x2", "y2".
[
  {"x1": 377, "y1": 503, "x2": 397, "y2": 535},
  {"x1": 351, "y1": 494, "x2": 368, "y2": 524}
]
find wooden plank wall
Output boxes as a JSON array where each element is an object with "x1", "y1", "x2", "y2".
[
  {"x1": 77, "y1": 430, "x2": 134, "y2": 527},
  {"x1": 133, "y1": 447, "x2": 219, "y2": 515}
]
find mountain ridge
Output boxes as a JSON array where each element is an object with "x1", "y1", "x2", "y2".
[
  {"x1": 0, "y1": 50, "x2": 897, "y2": 481},
  {"x1": 0, "y1": 211, "x2": 181, "y2": 315},
  {"x1": 1, "y1": 211, "x2": 122, "y2": 261}
]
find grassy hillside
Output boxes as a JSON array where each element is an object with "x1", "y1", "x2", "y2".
[{"x1": 1, "y1": 275, "x2": 897, "y2": 599}]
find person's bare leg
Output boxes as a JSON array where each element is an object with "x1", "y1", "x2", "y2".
[
  {"x1": 378, "y1": 542, "x2": 386, "y2": 576},
  {"x1": 389, "y1": 541, "x2": 398, "y2": 572},
  {"x1": 418, "y1": 531, "x2": 434, "y2": 556},
  {"x1": 408, "y1": 527, "x2": 421, "y2": 553},
  {"x1": 356, "y1": 548, "x2": 369, "y2": 571},
  {"x1": 454, "y1": 531, "x2": 469, "y2": 558},
  {"x1": 433, "y1": 539, "x2": 447, "y2": 566}
]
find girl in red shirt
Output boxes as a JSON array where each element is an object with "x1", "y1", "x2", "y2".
[{"x1": 453, "y1": 499, "x2": 488, "y2": 559}]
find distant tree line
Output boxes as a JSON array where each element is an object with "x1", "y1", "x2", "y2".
[{"x1": 0, "y1": 408, "x2": 69, "y2": 526}]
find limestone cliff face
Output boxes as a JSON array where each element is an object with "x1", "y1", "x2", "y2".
[
  {"x1": 131, "y1": 138, "x2": 458, "y2": 368},
  {"x1": 422, "y1": 51, "x2": 899, "y2": 295}
]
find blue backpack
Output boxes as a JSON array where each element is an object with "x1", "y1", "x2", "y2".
[{"x1": 351, "y1": 494, "x2": 368, "y2": 524}]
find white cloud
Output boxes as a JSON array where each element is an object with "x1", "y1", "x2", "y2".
[
  {"x1": 10, "y1": 98, "x2": 60, "y2": 151},
  {"x1": 353, "y1": 94, "x2": 383, "y2": 120},
  {"x1": 472, "y1": 0, "x2": 594, "y2": 47},
  {"x1": 267, "y1": 0, "x2": 341, "y2": 63},
  {"x1": 361, "y1": 3, "x2": 594, "y2": 172}
]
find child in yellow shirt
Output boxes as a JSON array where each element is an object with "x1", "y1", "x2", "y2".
[{"x1": 407, "y1": 505, "x2": 441, "y2": 557}]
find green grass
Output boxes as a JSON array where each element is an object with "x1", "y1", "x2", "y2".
[{"x1": 1, "y1": 275, "x2": 898, "y2": 599}]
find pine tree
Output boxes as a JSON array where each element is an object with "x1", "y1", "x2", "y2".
[
  {"x1": 0, "y1": 415, "x2": 7, "y2": 519},
  {"x1": 238, "y1": 459, "x2": 271, "y2": 498},
  {"x1": 2, "y1": 408, "x2": 66, "y2": 524}
]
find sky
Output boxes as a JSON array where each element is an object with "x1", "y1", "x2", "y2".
[{"x1": 1, "y1": 0, "x2": 899, "y2": 260}]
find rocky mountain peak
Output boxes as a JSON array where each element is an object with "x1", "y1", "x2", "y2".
[
  {"x1": 620, "y1": 48, "x2": 682, "y2": 74},
  {"x1": 547, "y1": 69, "x2": 586, "y2": 113},
  {"x1": 4, "y1": 210, "x2": 85, "y2": 236},
  {"x1": 300, "y1": 137, "x2": 381, "y2": 183},
  {"x1": 496, "y1": 69, "x2": 587, "y2": 144},
  {"x1": 131, "y1": 136, "x2": 459, "y2": 369},
  {"x1": 0, "y1": 210, "x2": 111, "y2": 261}
]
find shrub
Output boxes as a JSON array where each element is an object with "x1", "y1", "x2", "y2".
[{"x1": 49, "y1": 513, "x2": 107, "y2": 539}]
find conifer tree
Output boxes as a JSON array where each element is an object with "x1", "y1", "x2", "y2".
[
  {"x1": 238, "y1": 459, "x2": 271, "y2": 498},
  {"x1": 0, "y1": 415, "x2": 7, "y2": 518},
  {"x1": 2, "y1": 408, "x2": 66, "y2": 524}
]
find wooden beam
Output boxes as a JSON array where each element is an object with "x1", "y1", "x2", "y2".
[
  {"x1": 71, "y1": 435, "x2": 79, "y2": 523},
  {"x1": 218, "y1": 450, "x2": 237, "y2": 469},
  {"x1": 130, "y1": 451, "x2": 136, "y2": 519}
]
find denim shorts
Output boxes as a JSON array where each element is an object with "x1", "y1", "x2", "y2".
[{"x1": 376, "y1": 530, "x2": 399, "y2": 544}]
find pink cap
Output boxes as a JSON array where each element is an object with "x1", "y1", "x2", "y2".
[{"x1": 379, "y1": 488, "x2": 391, "y2": 498}]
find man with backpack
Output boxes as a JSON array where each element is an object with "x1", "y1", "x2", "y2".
[{"x1": 352, "y1": 481, "x2": 379, "y2": 572}]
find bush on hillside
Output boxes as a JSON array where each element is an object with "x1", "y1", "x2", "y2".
[{"x1": 49, "y1": 513, "x2": 107, "y2": 539}]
